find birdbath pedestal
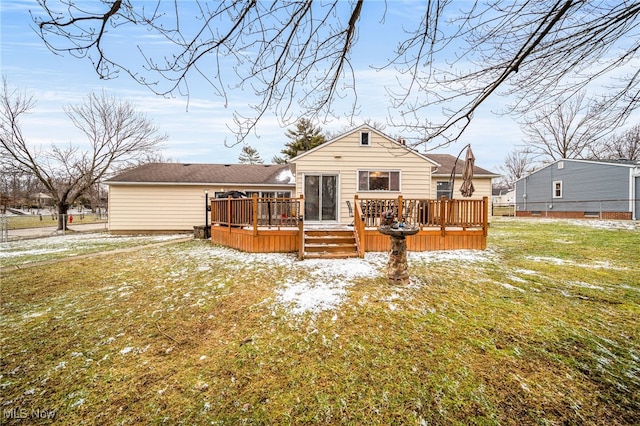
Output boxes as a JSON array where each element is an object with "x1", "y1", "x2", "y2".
[{"x1": 378, "y1": 225, "x2": 420, "y2": 285}]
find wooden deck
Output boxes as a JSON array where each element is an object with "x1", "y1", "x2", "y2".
[
  {"x1": 210, "y1": 226, "x2": 299, "y2": 253},
  {"x1": 209, "y1": 195, "x2": 488, "y2": 258}
]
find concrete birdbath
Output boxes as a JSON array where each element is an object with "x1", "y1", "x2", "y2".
[{"x1": 378, "y1": 223, "x2": 419, "y2": 285}]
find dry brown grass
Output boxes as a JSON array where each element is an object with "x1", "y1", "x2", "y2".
[{"x1": 1, "y1": 218, "x2": 638, "y2": 424}]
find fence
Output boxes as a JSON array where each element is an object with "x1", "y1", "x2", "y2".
[
  {"x1": 210, "y1": 195, "x2": 301, "y2": 229},
  {"x1": 0, "y1": 212, "x2": 108, "y2": 242},
  {"x1": 515, "y1": 198, "x2": 638, "y2": 220},
  {"x1": 0, "y1": 216, "x2": 7, "y2": 242},
  {"x1": 492, "y1": 204, "x2": 516, "y2": 217}
]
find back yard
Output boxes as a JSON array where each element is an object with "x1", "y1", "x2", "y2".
[{"x1": 1, "y1": 218, "x2": 638, "y2": 424}]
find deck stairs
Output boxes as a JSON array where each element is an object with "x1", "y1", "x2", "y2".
[{"x1": 303, "y1": 228, "x2": 359, "y2": 259}]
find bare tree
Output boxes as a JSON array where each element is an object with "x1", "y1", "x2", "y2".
[
  {"x1": 521, "y1": 92, "x2": 616, "y2": 162},
  {"x1": 1, "y1": 79, "x2": 167, "y2": 229},
  {"x1": 32, "y1": 1, "x2": 639, "y2": 147},
  {"x1": 596, "y1": 124, "x2": 640, "y2": 161},
  {"x1": 0, "y1": 170, "x2": 46, "y2": 209},
  {"x1": 498, "y1": 148, "x2": 535, "y2": 187}
]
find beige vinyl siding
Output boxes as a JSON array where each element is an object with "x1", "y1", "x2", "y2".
[
  {"x1": 108, "y1": 185, "x2": 211, "y2": 232},
  {"x1": 293, "y1": 129, "x2": 435, "y2": 223},
  {"x1": 108, "y1": 184, "x2": 296, "y2": 232},
  {"x1": 430, "y1": 177, "x2": 493, "y2": 200}
]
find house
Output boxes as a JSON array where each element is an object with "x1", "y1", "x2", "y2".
[
  {"x1": 291, "y1": 125, "x2": 439, "y2": 224},
  {"x1": 492, "y1": 187, "x2": 515, "y2": 205},
  {"x1": 105, "y1": 125, "x2": 500, "y2": 256},
  {"x1": 104, "y1": 163, "x2": 295, "y2": 233},
  {"x1": 491, "y1": 186, "x2": 516, "y2": 216},
  {"x1": 514, "y1": 159, "x2": 640, "y2": 220},
  {"x1": 290, "y1": 126, "x2": 498, "y2": 224},
  {"x1": 424, "y1": 153, "x2": 500, "y2": 214},
  {"x1": 105, "y1": 125, "x2": 498, "y2": 231}
]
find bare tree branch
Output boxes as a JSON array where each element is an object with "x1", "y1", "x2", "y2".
[
  {"x1": 32, "y1": 1, "x2": 640, "y2": 147},
  {"x1": 521, "y1": 91, "x2": 616, "y2": 162},
  {"x1": 498, "y1": 147, "x2": 535, "y2": 187},
  {"x1": 594, "y1": 123, "x2": 640, "y2": 161}
]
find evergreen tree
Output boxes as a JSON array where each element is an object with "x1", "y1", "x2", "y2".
[
  {"x1": 238, "y1": 145, "x2": 264, "y2": 164},
  {"x1": 271, "y1": 155, "x2": 287, "y2": 165},
  {"x1": 278, "y1": 118, "x2": 326, "y2": 162}
]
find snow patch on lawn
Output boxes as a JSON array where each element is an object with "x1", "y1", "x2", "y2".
[
  {"x1": 0, "y1": 233, "x2": 188, "y2": 260},
  {"x1": 276, "y1": 255, "x2": 382, "y2": 315},
  {"x1": 569, "y1": 219, "x2": 640, "y2": 231},
  {"x1": 177, "y1": 245, "x2": 386, "y2": 316},
  {"x1": 498, "y1": 282, "x2": 526, "y2": 292},
  {"x1": 277, "y1": 280, "x2": 349, "y2": 315},
  {"x1": 184, "y1": 246, "x2": 496, "y2": 315},
  {"x1": 567, "y1": 281, "x2": 605, "y2": 291},
  {"x1": 0, "y1": 247, "x2": 68, "y2": 259},
  {"x1": 498, "y1": 217, "x2": 640, "y2": 231},
  {"x1": 408, "y1": 249, "x2": 496, "y2": 264},
  {"x1": 526, "y1": 256, "x2": 626, "y2": 270},
  {"x1": 119, "y1": 345, "x2": 150, "y2": 355}
]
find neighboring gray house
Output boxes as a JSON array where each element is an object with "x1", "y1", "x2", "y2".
[{"x1": 514, "y1": 159, "x2": 640, "y2": 220}]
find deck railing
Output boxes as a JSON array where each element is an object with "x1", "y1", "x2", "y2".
[
  {"x1": 211, "y1": 194, "x2": 487, "y2": 236},
  {"x1": 355, "y1": 195, "x2": 488, "y2": 234},
  {"x1": 211, "y1": 195, "x2": 301, "y2": 229}
]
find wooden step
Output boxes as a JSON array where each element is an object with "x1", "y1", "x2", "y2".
[
  {"x1": 304, "y1": 251, "x2": 360, "y2": 259},
  {"x1": 302, "y1": 228, "x2": 359, "y2": 259},
  {"x1": 305, "y1": 236, "x2": 355, "y2": 245},
  {"x1": 304, "y1": 230, "x2": 354, "y2": 237},
  {"x1": 305, "y1": 243, "x2": 357, "y2": 253}
]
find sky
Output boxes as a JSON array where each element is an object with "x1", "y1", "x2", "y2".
[{"x1": 1, "y1": 1, "x2": 632, "y2": 175}]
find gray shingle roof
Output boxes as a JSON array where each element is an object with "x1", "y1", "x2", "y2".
[
  {"x1": 425, "y1": 154, "x2": 499, "y2": 177},
  {"x1": 105, "y1": 163, "x2": 295, "y2": 185}
]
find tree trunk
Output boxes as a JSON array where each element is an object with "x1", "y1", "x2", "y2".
[{"x1": 57, "y1": 202, "x2": 69, "y2": 231}]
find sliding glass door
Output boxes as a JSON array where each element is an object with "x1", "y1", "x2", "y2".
[{"x1": 304, "y1": 174, "x2": 337, "y2": 222}]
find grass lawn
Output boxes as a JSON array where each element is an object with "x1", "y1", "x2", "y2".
[{"x1": 1, "y1": 218, "x2": 638, "y2": 425}]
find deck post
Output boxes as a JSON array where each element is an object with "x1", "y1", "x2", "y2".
[
  {"x1": 252, "y1": 194, "x2": 258, "y2": 237},
  {"x1": 440, "y1": 195, "x2": 446, "y2": 237},
  {"x1": 353, "y1": 195, "x2": 365, "y2": 258},
  {"x1": 227, "y1": 196, "x2": 232, "y2": 232},
  {"x1": 483, "y1": 196, "x2": 489, "y2": 236},
  {"x1": 298, "y1": 194, "x2": 304, "y2": 260},
  {"x1": 397, "y1": 195, "x2": 403, "y2": 223}
]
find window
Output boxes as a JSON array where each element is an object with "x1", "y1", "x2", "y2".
[
  {"x1": 436, "y1": 181, "x2": 453, "y2": 199},
  {"x1": 557, "y1": 161, "x2": 564, "y2": 170},
  {"x1": 553, "y1": 180, "x2": 563, "y2": 198},
  {"x1": 360, "y1": 131, "x2": 370, "y2": 146},
  {"x1": 358, "y1": 170, "x2": 400, "y2": 191}
]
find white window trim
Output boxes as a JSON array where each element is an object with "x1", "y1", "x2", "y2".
[
  {"x1": 552, "y1": 180, "x2": 563, "y2": 198},
  {"x1": 360, "y1": 131, "x2": 370, "y2": 146},
  {"x1": 357, "y1": 170, "x2": 401, "y2": 192}
]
